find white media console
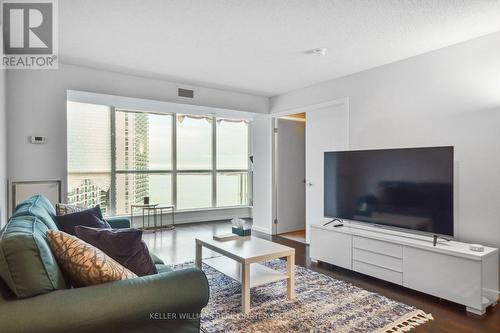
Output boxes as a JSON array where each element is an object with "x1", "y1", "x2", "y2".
[{"x1": 310, "y1": 222, "x2": 499, "y2": 315}]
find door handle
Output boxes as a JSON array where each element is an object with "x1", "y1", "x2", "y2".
[{"x1": 306, "y1": 182, "x2": 313, "y2": 187}]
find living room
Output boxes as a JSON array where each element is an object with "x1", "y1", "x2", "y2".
[{"x1": 1, "y1": 1, "x2": 500, "y2": 332}]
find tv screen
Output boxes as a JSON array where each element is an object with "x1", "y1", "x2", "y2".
[{"x1": 324, "y1": 146, "x2": 454, "y2": 236}]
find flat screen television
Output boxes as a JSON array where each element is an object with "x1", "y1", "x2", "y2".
[{"x1": 324, "y1": 146, "x2": 454, "y2": 236}]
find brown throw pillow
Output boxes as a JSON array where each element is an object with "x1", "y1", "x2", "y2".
[
  {"x1": 74, "y1": 226, "x2": 158, "y2": 276},
  {"x1": 47, "y1": 230, "x2": 137, "y2": 287}
]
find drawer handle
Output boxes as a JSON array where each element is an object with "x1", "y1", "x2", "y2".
[
  {"x1": 353, "y1": 246, "x2": 403, "y2": 259},
  {"x1": 353, "y1": 259, "x2": 403, "y2": 273}
]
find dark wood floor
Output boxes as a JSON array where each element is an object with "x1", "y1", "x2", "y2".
[{"x1": 147, "y1": 221, "x2": 499, "y2": 333}]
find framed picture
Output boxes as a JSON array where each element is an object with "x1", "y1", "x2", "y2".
[{"x1": 9, "y1": 180, "x2": 62, "y2": 216}]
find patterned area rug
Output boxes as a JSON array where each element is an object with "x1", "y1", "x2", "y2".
[{"x1": 173, "y1": 260, "x2": 432, "y2": 333}]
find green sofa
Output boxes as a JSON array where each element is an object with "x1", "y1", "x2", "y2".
[{"x1": 0, "y1": 195, "x2": 209, "y2": 333}]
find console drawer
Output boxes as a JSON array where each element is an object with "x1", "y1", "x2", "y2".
[
  {"x1": 310, "y1": 226, "x2": 352, "y2": 269},
  {"x1": 353, "y1": 236, "x2": 403, "y2": 258},
  {"x1": 353, "y1": 260, "x2": 403, "y2": 285},
  {"x1": 352, "y1": 248, "x2": 402, "y2": 272}
]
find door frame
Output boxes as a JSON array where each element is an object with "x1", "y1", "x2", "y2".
[
  {"x1": 271, "y1": 97, "x2": 349, "y2": 117},
  {"x1": 271, "y1": 97, "x2": 350, "y2": 236}
]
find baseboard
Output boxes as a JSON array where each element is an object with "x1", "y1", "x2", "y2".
[
  {"x1": 128, "y1": 206, "x2": 252, "y2": 226},
  {"x1": 252, "y1": 225, "x2": 272, "y2": 235}
]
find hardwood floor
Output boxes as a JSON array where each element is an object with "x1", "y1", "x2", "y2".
[
  {"x1": 142, "y1": 220, "x2": 233, "y2": 264},
  {"x1": 278, "y1": 229, "x2": 306, "y2": 243},
  {"x1": 145, "y1": 221, "x2": 500, "y2": 333}
]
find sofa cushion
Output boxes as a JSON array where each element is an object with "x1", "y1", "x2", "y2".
[
  {"x1": 105, "y1": 216, "x2": 131, "y2": 229},
  {"x1": 55, "y1": 208, "x2": 110, "y2": 236},
  {"x1": 11, "y1": 195, "x2": 58, "y2": 230},
  {"x1": 156, "y1": 264, "x2": 173, "y2": 274},
  {"x1": 47, "y1": 230, "x2": 137, "y2": 287},
  {"x1": 75, "y1": 226, "x2": 158, "y2": 276},
  {"x1": 150, "y1": 252, "x2": 165, "y2": 265},
  {"x1": 0, "y1": 216, "x2": 68, "y2": 298}
]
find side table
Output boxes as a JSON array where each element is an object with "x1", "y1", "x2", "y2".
[
  {"x1": 142, "y1": 205, "x2": 175, "y2": 231},
  {"x1": 130, "y1": 203, "x2": 158, "y2": 229}
]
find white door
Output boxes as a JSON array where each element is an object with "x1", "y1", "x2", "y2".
[
  {"x1": 305, "y1": 103, "x2": 349, "y2": 243},
  {"x1": 276, "y1": 118, "x2": 305, "y2": 234}
]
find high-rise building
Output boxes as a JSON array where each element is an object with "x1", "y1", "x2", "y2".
[
  {"x1": 67, "y1": 102, "x2": 150, "y2": 216},
  {"x1": 67, "y1": 102, "x2": 112, "y2": 215},
  {"x1": 67, "y1": 179, "x2": 110, "y2": 215},
  {"x1": 114, "y1": 111, "x2": 150, "y2": 214}
]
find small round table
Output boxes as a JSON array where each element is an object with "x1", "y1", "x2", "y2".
[
  {"x1": 130, "y1": 203, "x2": 158, "y2": 229},
  {"x1": 142, "y1": 205, "x2": 175, "y2": 231},
  {"x1": 130, "y1": 203, "x2": 175, "y2": 231}
]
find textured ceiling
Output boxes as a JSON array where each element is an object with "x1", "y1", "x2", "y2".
[{"x1": 59, "y1": 1, "x2": 500, "y2": 96}]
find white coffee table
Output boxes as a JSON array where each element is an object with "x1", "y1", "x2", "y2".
[{"x1": 195, "y1": 236, "x2": 295, "y2": 314}]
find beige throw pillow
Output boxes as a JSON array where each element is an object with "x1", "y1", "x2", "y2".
[{"x1": 47, "y1": 230, "x2": 137, "y2": 287}]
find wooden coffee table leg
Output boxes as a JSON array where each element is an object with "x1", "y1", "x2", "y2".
[
  {"x1": 287, "y1": 254, "x2": 295, "y2": 299},
  {"x1": 242, "y1": 262, "x2": 250, "y2": 314},
  {"x1": 195, "y1": 241, "x2": 202, "y2": 269}
]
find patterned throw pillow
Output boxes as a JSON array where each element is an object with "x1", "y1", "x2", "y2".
[
  {"x1": 47, "y1": 230, "x2": 137, "y2": 287},
  {"x1": 56, "y1": 203, "x2": 99, "y2": 216}
]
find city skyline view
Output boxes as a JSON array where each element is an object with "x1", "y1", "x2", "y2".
[{"x1": 67, "y1": 101, "x2": 250, "y2": 216}]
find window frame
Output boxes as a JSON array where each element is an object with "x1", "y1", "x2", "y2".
[
  {"x1": 68, "y1": 104, "x2": 252, "y2": 216},
  {"x1": 111, "y1": 108, "x2": 174, "y2": 215}
]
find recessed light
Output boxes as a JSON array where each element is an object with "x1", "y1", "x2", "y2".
[{"x1": 311, "y1": 48, "x2": 328, "y2": 56}]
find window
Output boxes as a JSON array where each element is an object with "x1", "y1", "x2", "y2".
[
  {"x1": 176, "y1": 115, "x2": 213, "y2": 209},
  {"x1": 67, "y1": 102, "x2": 251, "y2": 215},
  {"x1": 217, "y1": 119, "x2": 249, "y2": 169},
  {"x1": 177, "y1": 173, "x2": 212, "y2": 209},
  {"x1": 115, "y1": 173, "x2": 172, "y2": 214},
  {"x1": 216, "y1": 172, "x2": 248, "y2": 207},
  {"x1": 114, "y1": 110, "x2": 173, "y2": 215},
  {"x1": 67, "y1": 102, "x2": 111, "y2": 214},
  {"x1": 216, "y1": 119, "x2": 250, "y2": 206},
  {"x1": 177, "y1": 115, "x2": 212, "y2": 170}
]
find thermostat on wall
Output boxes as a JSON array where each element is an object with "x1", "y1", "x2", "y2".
[{"x1": 30, "y1": 136, "x2": 47, "y2": 144}]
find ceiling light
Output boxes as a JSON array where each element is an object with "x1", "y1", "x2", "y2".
[{"x1": 311, "y1": 48, "x2": 328, "y2": 56}]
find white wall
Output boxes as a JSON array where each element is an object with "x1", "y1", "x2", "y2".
[
  {"x1": 6, "y1": 63, "x2": 268, "y2": 219},
  {"x1": 0, "y1": 69, "x2": 6, "y2": 226},
  {"x1": 251, "y1": 114, "x2": 273, "y2": 234},
  {"x1": 271, "y1": 31, "x2": 500, "y2": 249}
]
